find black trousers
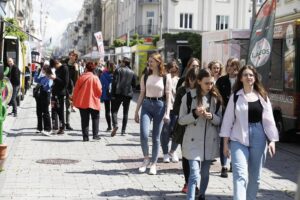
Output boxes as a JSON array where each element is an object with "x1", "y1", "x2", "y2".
[
  {"x1": 79, "y1": 108, "x2": 100, "y2": 140},
  {"x1": 104, "y1": 100, "x2": 112, "y2": 129},
  {"x1": 52, "y1": 95, "x2": 65, "y2": 129},
  {"x1": 111, "y1": 95, "x2": 131, "y2": 132},
  {"x1": 11, "y1": 86, "x2": 19, "y2": 114},
  {"x1": 181, "y1": 142, "x2": 189, "y2": 184},
  {"x1": 36, "y1": 90, "x2": 51, "y2": 131},
  {"x1": 65, "y1": 93, "x2": 71, "y2": 125}
]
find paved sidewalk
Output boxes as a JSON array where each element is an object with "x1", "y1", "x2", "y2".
[{"x1": 0, "y1": 90, "x2": 299, "y2": 200}]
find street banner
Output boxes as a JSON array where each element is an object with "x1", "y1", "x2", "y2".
[
  {"x1": 94, "y1": 31, "x2": 105, "y2": 64},
  {"x1": 247, "y1": 0, "x2": 276, "y2": 83}
]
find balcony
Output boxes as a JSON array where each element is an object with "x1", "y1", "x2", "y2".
[
  {"x1": 138, "y1": 0, "x2": 160, "y2": 5},
  {"x1": 137, "y1": 25, "x2": 159, "y2": 36}
]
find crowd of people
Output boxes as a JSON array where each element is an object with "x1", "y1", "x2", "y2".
[{"x1": 5, "y1": 50, "x2": 279, "y2": 200}]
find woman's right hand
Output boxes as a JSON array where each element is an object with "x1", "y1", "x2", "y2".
[
  {"x1": 223, "y1": 142, "x2": 231, "y2": 158},
  {"x1": 134, "y1": 111, "x2": 139, "y2": 123}
]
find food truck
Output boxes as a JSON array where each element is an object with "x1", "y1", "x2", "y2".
[{"x1": 201, "y1": 19, "x2": 300, "y2": 141}]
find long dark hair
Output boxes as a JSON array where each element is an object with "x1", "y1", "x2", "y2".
[
  {"x1": 233, "y1": 65, "x2": 268, "y2": 101},
  {"x1": 196, "y1": 68, "x2": 223, "y2": 106},
  {"x1": 184, "y1": 67, "x2": 199, "y2": 88}
]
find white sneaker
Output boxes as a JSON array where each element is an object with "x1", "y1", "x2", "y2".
[
  {"x1": 138, "y1": 159, "x2": 150, "y2": 173},
  {"x1": 149, "y1": 164, "x2": 157, "y2": 175},
  {"x1": 163, "y1": 154, "x2": 170, "y2": 163},
  {"x1": 170, "y1": 152, "x2": 179, "y2": 163},
  {"x1": 42, "y1": 131, "x2": 52, "y2": 137}
]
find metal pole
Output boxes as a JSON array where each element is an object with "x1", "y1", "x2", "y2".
[
  {"x1": 252, "y1": 0, "x2": 257, "y2": 27},
  {"x1": 0, "y1": 19, "x2": 4, "y2": 62},
  {"x1": 159, "y1": 0, "x2": 163, "y2": 40}
]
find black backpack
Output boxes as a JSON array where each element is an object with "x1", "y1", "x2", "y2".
[{"x1": 173, "y1": 91, "x2": 192, "y2": 144}]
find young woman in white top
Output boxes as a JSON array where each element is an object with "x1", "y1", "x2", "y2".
[
  {"x1": 220, "y1": 65, "x2": 278, "y2": 200},
  {"x1": 134, "y1": 53, "x2": 172, "y2": 175}
]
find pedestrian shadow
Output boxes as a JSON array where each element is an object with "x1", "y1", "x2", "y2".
[
  {"x1": 66, "y1": 167, "x2": 182, "y2": 176},
  {"x1": 95, "y1": 158, "x2": 142, "y2": 164},
  {"x1": 98, "y1": 188, "x2": 186, "y2": 199},
  {"x1": 4, "y1": 131, "x2": 39, "y2": 137},
  {"x1": 10, "y1": 127, "x2": 37, "y2": 131},
  {"x1": 106, "y1": 143, "x2": 140, "y2": 147},
  {"x1": 31, "y1": 139, "x2": 81, "y2": 142}
]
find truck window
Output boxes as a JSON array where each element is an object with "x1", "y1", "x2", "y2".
[{"x1": 270, "y1": 39, "x2": 284, "y2": 90}]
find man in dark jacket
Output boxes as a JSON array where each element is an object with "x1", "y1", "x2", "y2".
[
  {"x1": 215, "y1": 58, "x2": 240, "y2": 178},
  {"x1": 7, "y1": 58, "x2": 20, "y2": 117},
  {"x1": 51, "y1": 59, "x2": 69, "y2": 134},
  {"x1": 111, "y1": 56, "x2": 136, "y2": 136},
  {"x1": 65, "y1": 50, "x2": 79, "y2": 130}
]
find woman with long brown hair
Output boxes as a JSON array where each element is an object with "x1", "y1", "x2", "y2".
[
  {"x1": 220, "y1": 65, "x2": 279, "y2": 200},
  {"x1": 134, "y1": 52, "x2": 172, "y2": 175},
  {"x1": 179, "y1": 68, "x2": 222, "y2": 200}
]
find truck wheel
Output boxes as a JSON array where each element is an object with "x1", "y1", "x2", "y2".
[{"x1": 274, "y1": 111, "x2": 286, "y2": 142}]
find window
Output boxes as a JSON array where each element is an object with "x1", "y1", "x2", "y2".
[
  {"x1": 216, "y1": 0, "x2": 229, "y2": 2},
  {"x1": 179, "y1": 13, "x2": 193, "y2": 29},
  {"x1": 216, "y1": 15, "x2": 229, "y2": 30},
  {"x1": 147, "y1": 11, "x2": 154, "y2": 17}
]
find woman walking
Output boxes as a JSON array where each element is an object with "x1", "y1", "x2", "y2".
[
  {"x1": 100, "y1": 62, "x2": 115, "y2": 131},
  {"x1": 179, "y1": 68, "x2": 222, "y2": 200},
  {"x1": 220, "y1": 65, "x2": 279, "y2": 200},
  {"x1": 72, "y1": 62, "x2": 102, "y2": 141},
  {"x1": 161, "y1": 60, "x2": 180, "y2": 163},
  {"x1": 134, "y1": 52, "x2": 172, "y2": 175}
]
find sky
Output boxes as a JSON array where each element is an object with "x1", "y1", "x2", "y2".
[{"x1": 32, "y1": 0, "x2": 84, "y2": 46}]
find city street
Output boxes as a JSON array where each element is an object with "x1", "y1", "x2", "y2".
[{"x1": 0, "y1": 90, "x2": 299, "y2": 200}]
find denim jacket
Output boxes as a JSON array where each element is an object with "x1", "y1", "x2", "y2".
[
  {"x1": 34, "y1": 71, "x2": 53, "y2": 93},
  {"x1": 219, "y1": 89, "x2": 279, "y2": 146}
]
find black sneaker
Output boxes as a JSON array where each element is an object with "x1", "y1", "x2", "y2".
[
  {"x1": 65, "y1": 124, "x2": 73, "y2": 130},
  {"x1": 221, "y1": 167, "x2": 228, "y2": 178},
  {"x1": 83, "y1": 137, "x2": 89, "y2": 142},
  {"x1": 229, "y1": 163, "x2": 233, "y2": 172},
  {"x1": 93, "y1": 135, "x2": 101, "y2": 140},
  {"x1": 121, "y1": 131, "x2": 126, "y2": 136},
  {"x1": 106, "y1": 127, "x2": 112, "y2": 132},
  {"x1": 198, "y1": 194, "x2": 205, "y2": 200}
]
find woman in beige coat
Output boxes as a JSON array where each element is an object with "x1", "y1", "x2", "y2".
[{"x1": 179, "y1": 68, "x2": 223, "y2": 200}]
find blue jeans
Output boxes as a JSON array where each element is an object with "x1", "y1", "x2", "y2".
[
  {"x1": 231, "y1": 122, "x2": 267, "y2": 200},
  {"x1": 161, "y1": 112, "x2": 178, "y2": 154},
  {"x1": 140, "y1": 99, "x2": 165, "y2": 163},
  {"x1": 187, "y1": 160, "x2": 211, "y2": 200}
]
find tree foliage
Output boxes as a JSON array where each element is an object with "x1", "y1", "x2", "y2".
[
  {"x1": 4, "y1": 18, "x2": 28, "y2": 42},
  {"x1": 112, "y1": 33, "x2": 144, "y2": 48}
]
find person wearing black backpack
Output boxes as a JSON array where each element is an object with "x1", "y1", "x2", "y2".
[
  {"x1": 34, "y1": 61, "x2": 55, "y2": 136},
  {"x1": 134, "y1": 53, "x2": 172, "y2": 175},
  {"x1": 172, "y1": 67, "x2": 199, "y2": 194},
  {"x1": 179, "y1": 69, "x2": 222, "y2": 200}
]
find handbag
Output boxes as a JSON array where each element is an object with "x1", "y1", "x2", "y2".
[{"x1": 33, "y1": 84, "x2": 42, "y2": 99}]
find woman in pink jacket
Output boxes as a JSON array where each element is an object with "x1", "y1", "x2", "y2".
[
  {"x1": 220, "y1": 65, "x2": 279, "y2": 200},
  {"x1": 72, "y1": 62, "x2": 102, "y2": 141}
]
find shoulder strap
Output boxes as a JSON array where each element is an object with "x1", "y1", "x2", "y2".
[
  {"x1": 215, "y1": 100, "x2": 221, "y2": 114},
  {"x1": 186, "y1": 91, "x2": 192, "y2": 113},
  {"x1": 233, "y1": 91, "x2": 239, "y2": 119}
]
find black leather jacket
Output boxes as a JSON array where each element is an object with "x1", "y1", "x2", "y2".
[{"x1": 111, "y1": 66, "x2": 136, "y2": 98}]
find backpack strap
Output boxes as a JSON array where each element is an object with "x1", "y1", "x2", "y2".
[
  {"x1": 186, "y1": 91, "x2": 192, "y2": 113},
  {"x1": 215, "y1": 100, "x2": 221, "y2": 114},
  {"x1": 233, "y1": 91, "x2": 239, "y2": 120}
]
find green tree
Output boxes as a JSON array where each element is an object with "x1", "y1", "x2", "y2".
[{"x1": 4, "y1": 18, "x2": 28, "y2": 42}]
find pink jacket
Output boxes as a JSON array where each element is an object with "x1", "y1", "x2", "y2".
[{"x1": 220, "y1": 89, "x2": 279, "y2": 146}]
